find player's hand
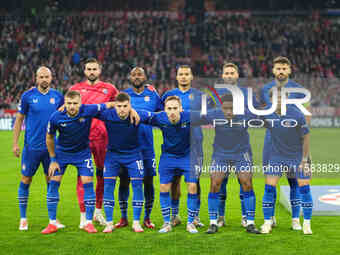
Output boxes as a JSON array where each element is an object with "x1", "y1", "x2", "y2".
[
  {"x1": 48, "y1": 162, "x2": 60, "y2": 177},
  {"x1": 13, "y1": 144, "x2": 20, "y2": 157},
  {"x1": 106, "y1": 102, "x2": 115, "y2": 109},
  {"x1": 130, "y1": 108, "x2": 140, "y2": 125},
  {"x1": 58, "y1": 104, "x2": 65, "y2": 112}
]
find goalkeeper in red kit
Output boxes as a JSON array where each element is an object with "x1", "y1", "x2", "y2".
[{"x1": 70, "y1": 58, "x2": 119, "y2": 228}]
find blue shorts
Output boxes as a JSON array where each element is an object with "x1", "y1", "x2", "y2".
[
  {"x1": 211, "y1": 153, "x2": 253, "y2": 176},
  {"x1": 158, "y1": 153, "x2": 198, "y2": 184},
  {"x1": 54, "y1": 148, "x2": 94, "y2": 177},
  {"x1": 104, "y1": 151, "x2": 144, "y2": 179},
  {"x1": 264, "y1": 158, "x2": 310, "y2": 179},
  {"x1": 21, "y1": 146, "x2": 50, "y2": 177}
]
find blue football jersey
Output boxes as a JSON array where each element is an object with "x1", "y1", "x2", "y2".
[
  {"x1": 18, "y1": 88, "x2": 63, "y2": 150},
  {"x1": 124, "y1": 85, "x2": 162, "y2": 158},
  {"x1": 191, "y1": 109, "x2": 254, "y2": 160},
  {"x1": 47, "y1": 104, "x2": 106, "y2": 153},
  {"x1": 148, "y1": 111, "x2": 191, "y2": 156},
  {"x1": 96, "y1": 108, "x2": 152, "y2": 154},
  {"x1": 260, "y1": 79, "x2": 305, "y2": 106},
  {"x1": 263, "y1": 105, "x2": 309, "y2": 160},
  {"x1": 161, "y1": 87, "x2": 204, "y2": 157}
]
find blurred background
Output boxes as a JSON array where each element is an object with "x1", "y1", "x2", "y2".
[{"x1": 0, "y1": 0, "x2": 340, "y2": 127}]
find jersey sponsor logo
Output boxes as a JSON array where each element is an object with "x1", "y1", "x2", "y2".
[
  {"x1": 103, "y1": 88, "x2": 108, "y2": 94},
  {"x1": 81, "y1": 89, "x2": 87, "y2": 93},
  {"x1": 144, "y1": 96, "x2": 150, "y2": 102},
  {"x1": 61, "y1": 123, "x2": 67, "y2": 127},
  {"x1": 319, "y1": 191, "x2": 340, "y2": 206},
  {"x1": 50, "y1": 98, "x2": 55, "y2": 104},
  {"x1": 33, "y1": 99, "x2": 38, "y2": 103}
]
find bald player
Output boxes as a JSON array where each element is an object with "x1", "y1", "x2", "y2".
[{"x1": 13, "y1": 66, "x2": 64, "y2": 231}]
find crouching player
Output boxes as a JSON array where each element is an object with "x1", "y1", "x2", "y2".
[
  {"x1": 41, "y1": 90, "x2": 115, "y2": 234},
  {"x1": 193, "y1": 94, "x2": 260, "y2": 234},
  {"x1": 261, "y1": 91, "x2": 312, "y2": 235}
]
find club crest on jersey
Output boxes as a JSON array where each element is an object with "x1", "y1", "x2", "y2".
[
  {"x1": 181, "y1": 122, "x2": 187, "y2": 128},
  {"x1": 33, "y1": 98, "x2": 38, "y2": 103},
  {"x1": 144, "y1": 96, "x2": 150, "y2": 102},
  {"x1": 50, "y1": 98, "x2": 55, "y2": 104},
  {"x1": 103, "y1": 88, "x2": 108, "y2": 94},
  {"x1": 189, "y1": 94, "x2": 194, "y2": 101},
  {"x1": 79, "y1": 117, "x2": 85, "y2": 123},
  {"x1": 61, "y1": 123, "x2": 67, "y2": 127}
]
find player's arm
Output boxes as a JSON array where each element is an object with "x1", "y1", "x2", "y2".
[
  {"x1": 46, "y1": 119, "x2": 60, "y2": 177},
  {"x1": 12, "y1": 112, "x2": 25, "y2": 157},
  {"x1": 130, "y1": 108, "x2": 140, "y2": 125}
]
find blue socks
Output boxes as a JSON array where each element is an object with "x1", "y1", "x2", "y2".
[
  {"x1": 272, "y1": 186, "x2": 277, "y2": 217},
  {"x1": 187, "y1": 193, "x2": 197, "y2": 224},
  {"x1": 171, "y1": 199, "x2": 179, "y2": 217},
  {"x1": 239, "y1": 183, "x2": 247, "y2": 217},
  {"x1": 83, "y1": 182, "x2": 96, "y2": 221},
  {"x1": 131, "y1": 180, "x2": 144, "y2": 221},
  {"x1": 144, "y1": 181, "x2": 154, "y2": 220},
  {"x1": 243, "y1": 190, "x2": 256, "y2": 222},
  {"x1": 18, "y1": 182, "x2": 30, "y2": 219},
  {"x1": 218, "y1": 177, "x2": 228, "y2": 217},
  {"x1": 262, "y1": 184, "x2": 275, "y2": 220},
  {"x1": 160, "y1": 192, "x2": 171, "y2": 223},
  {"x1": 47, "y1": 180, "x2": 60, "y2": 221},
  {"x1": 196, "y1": 198, "x2": 201, "y2": 218},
  {"x1": 299, "y1": 185, "x2": 313, "y2": 220},
  {"x1": 119, "y1": 185, "x2": 129, "y2": 219},
  {"x1": 103, "y1": 179, "x2": 116, "y2": 222},
  {"x1": 288, "y1": 178, "x2": 301, "y2": 219},
  {"x1": 208, "y1": 192, "x2": 219, "y2": 221}
]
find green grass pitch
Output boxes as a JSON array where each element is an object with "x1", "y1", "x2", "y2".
[{"x1": 0, "y1": 128, "x2": 339, "y2": 255}]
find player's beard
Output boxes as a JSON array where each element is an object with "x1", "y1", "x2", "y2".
[
  {"x1": 39, "y1": 82, "x2": 50, "y2": 92},
  {"x1": 87, "y1": 74, "x2": 99, "y2": 83},
  {"x1": 276, "y1": 74, "x2": 288, "y2": 83},
  {"x1": 179, "y1": 82, "x2": 190, "y2": 89},
  {"x1": 223, "y1": 78, "x2": 237, "y2": 85},
  {"x1": 132, "y1": 79, "x2": 145, "y2": 89}
]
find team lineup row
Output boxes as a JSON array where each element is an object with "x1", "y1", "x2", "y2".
[{"x1": 13, "y1": 56, "x2": 313, "y2": 235}]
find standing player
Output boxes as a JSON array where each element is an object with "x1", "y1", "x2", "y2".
[
  {"x1": 149, "y1": 96, "x2": 199, "y2": 234},
  {"x1": 259, "y1": 56, "x2": 310, "y2": 230},
  {"x1": 260, "y1": 90, "x2": 313, "y2": 235},
  {"x1": 97, "y1": 93, "x2": 155, "y2": 233},
  {"x1": 70, "y1": 58, "x2": 119, "y2": 228},
  {"x1": 13, "y1": 66, "x2": 64, "y2": 231},
  {"x1": 207, "y1": 63, "x2": 258, "y2": 228},
  {"x1": 192, "y1": 94, "x2": 260, "y2": 234},
  {"x1": 115, "y1": 67, "x2": 162, "y2": 229},
  {"x1": 41, "y1": 90, "x2": 115, "y2": 234},
  {"x1": 161, "y1": 65, "x2": 204, "y2": 228}
]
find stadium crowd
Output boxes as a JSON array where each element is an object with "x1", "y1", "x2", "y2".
[{"x1": 0, "y1": 12, "x2": 339, "y2": 107}]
